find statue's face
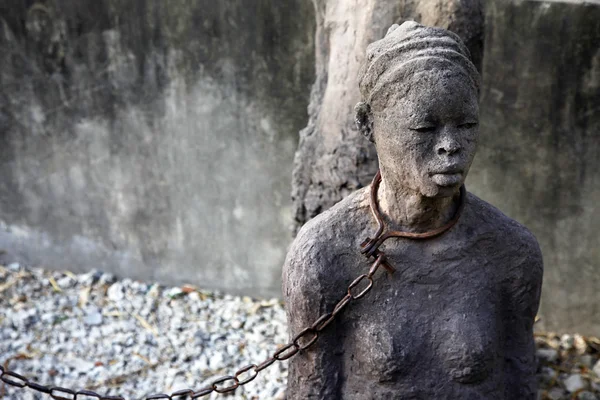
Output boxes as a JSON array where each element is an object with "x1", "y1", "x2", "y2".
[{"x1": 372, "y1": 70, "x2": 479, "y2": 198}]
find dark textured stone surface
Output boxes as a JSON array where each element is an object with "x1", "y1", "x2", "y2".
[
  {"x1": 283, "y1": 22, "x2": 543, "y2": 399},
  {"x1": 0, "y1": 0, "x2": 315, "y2": 296},
  {"x1": 284, "y1": 190, "x2": 543, "y2": 399}
]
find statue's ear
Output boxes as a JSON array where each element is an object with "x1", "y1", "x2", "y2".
[{"x1": 354, "y1": 101, "x2": 374, "y2": 143}]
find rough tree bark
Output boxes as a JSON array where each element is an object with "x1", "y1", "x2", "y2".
[{"x1": 292, "y1": 0, "x2": 484, "y2": 231}]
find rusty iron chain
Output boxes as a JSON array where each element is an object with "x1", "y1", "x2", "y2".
[
  {"x1": 1, "y1": 170, "x2": 464, "y2": 400},
  {"x1": 0, "y1": 254, "x2": 389, "y2": 400}
]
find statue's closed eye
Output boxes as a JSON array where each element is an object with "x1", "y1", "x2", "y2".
[
  {"x1": 411, "y1": 126, "x2": 437, "y2": 133},
  {"x1": 410, "y1": 122, "x2": 477, "y2": 133}
]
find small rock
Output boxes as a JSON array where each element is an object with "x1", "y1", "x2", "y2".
[
  {"x1": 169, "y1": 376, "x2": 190, "y2": 393},
  {"x1": 537, "y1": 348, "x2": 559, "y2": 364},
  {"x1": 273, "y1": 387, "x2": 286, "y2": 400},
  {"x1": 231, "y1": 319, "x2": 244, "y2": 329},
  {"x1": 574, "y1": 334, "x2": 588, "y2": 355},
  {"x1": 194, "y1": 330, "x2": 210, "y2": 346},
  {"x1": 57, "y1": 276, "x2": 76, "y2": 289},
  {"x1": 578, "y1": 391, "x2": 598, "y2": 400},
  {"x1": 72, "y1": 358, "x2": 96, "y2": 373},
  {"x1": 7, "y1": 262, "x2": 20, "y2": 271},
  {"x1": 547, "y1": 387, "x2": 566, "y2": 400},
  {"x1": 580, "y1": 354, "x2": 594, "y2": 368},
  {"x1": 538, "y1": 366, "x2": 557, "y2": 386},
  {"x1": 16, "y1": 309, "x2": 39, "y2": 329},
  {"x1": 593, "y1": 359, "x2": 600, "y2": 378},
  {"x1": 192, "y1": 354, "x2": 210, "y2": 372},
  {"x1": 564, "y1": 373, "x2": 588, "y2": 393},
  {"x1": 77, "y1": 270, "x2": 102, "y2": 286},
  {"x1": 107, "y1": 282, "x2": 125, "y2": 302},
  {"x1": 99, "y1": 272, "x2": 117, "y2": 285},
  {"x1": 41, "y1": 313, "x2": 55, "y2": 324},
  {"x1": 208, "y1": 352, "x2": 225, "y2": 370},
  {"x1": 561, "y1": 334, "x2": 575, "y2": 350},
  {"x1": 165, "y1": 287, "x2": 184, "y2": 299},
  {"x1": 84, "y1": 308, "x2": 103, "y2": 326}
]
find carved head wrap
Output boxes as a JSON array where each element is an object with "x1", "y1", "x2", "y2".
[{"x1": 357, "y1": 21, "x2": 480, "y2": 110}]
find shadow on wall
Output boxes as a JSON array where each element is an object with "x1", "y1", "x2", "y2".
[{"x1": 0, "y1": 0, "x2": 315, "y2": 297}]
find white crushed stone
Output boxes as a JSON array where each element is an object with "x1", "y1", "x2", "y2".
[
  {"x1": 564, "y1": 373, "x2": 588, "y2": 393},
  {"x1": 0, "y1": 264, "x2": 288, "y2": 400}
]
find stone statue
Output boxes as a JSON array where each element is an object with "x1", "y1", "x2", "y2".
[{"x1": 282, "y1": 22, "x2": 543, "y2": 399}]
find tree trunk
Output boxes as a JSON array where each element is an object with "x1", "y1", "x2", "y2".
[{"x1": 292, "y1": 0, "x2": 484, "y2": 231}]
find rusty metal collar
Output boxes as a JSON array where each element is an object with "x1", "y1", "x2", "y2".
[{"x1": 360, "y1": 170, "x2": 466, "y2": 258}]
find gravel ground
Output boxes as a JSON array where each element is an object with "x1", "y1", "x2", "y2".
[
  {"x1": 1, "y1": 264, "x2": 599, "y2": 400},
  {"x1": 0, "y1": 264, "x2": 287, "y2": 400}
]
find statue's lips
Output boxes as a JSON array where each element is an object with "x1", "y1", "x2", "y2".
[{"x1": 430, "y1": 170, "x2": 463, "y2": 186}]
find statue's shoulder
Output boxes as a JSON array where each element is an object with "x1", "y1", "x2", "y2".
[
  {"x1": 465, "y1": 191, "x2": 543, "y2": 271},
  {"x1": 283, "y1": 188, "x2": 370, "y2": 283},
  {"x1": 294, "y1": 187, "x2": 371, "y2": 251}
]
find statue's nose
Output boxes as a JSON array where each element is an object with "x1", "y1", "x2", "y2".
[{"x1": 437, "y1": 131, "x2": 461, "y2": 156}]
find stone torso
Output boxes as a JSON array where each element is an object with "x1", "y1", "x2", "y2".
[
  {"x1": 283, "y1": 187, "x2": 542, "y2": 399},
  {"x1": 340, "y1": 225, "x2": 504, "y2": 399}
]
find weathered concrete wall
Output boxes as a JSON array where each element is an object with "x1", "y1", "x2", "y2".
[
  {"x1": 468, "y1": 0, "x2": 600, "y2": 335},
  {"x1": 0, "y1": 1, "x2": 315, "y2": 297}
]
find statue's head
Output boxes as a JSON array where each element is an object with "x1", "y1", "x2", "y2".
[{"x1": 356, "y1": 22, "x2": 480, "y2": 198}]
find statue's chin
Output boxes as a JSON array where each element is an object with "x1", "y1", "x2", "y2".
[
  {"x1": 419, "y1": 179, "x2": 463, "y2": 199},
  {"x1": 431, "y1": 173, "x2": 462, "y2": 187}
]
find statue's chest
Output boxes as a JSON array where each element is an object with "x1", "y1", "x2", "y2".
[{"x1": 342, "y1": 244, "x2": 501, "y2": 384}]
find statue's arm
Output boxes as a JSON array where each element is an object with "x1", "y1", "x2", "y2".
[
  {"x1": 282, "y1": 232, "x2": 343, "y2": 400},
  {"x1": 502, "y1": 232, "x2": 544, "y2": 399}
]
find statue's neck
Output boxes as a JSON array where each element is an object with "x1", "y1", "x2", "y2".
[{"x1": 377, "y1": 178, "x2": 460, "y2": 233}]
